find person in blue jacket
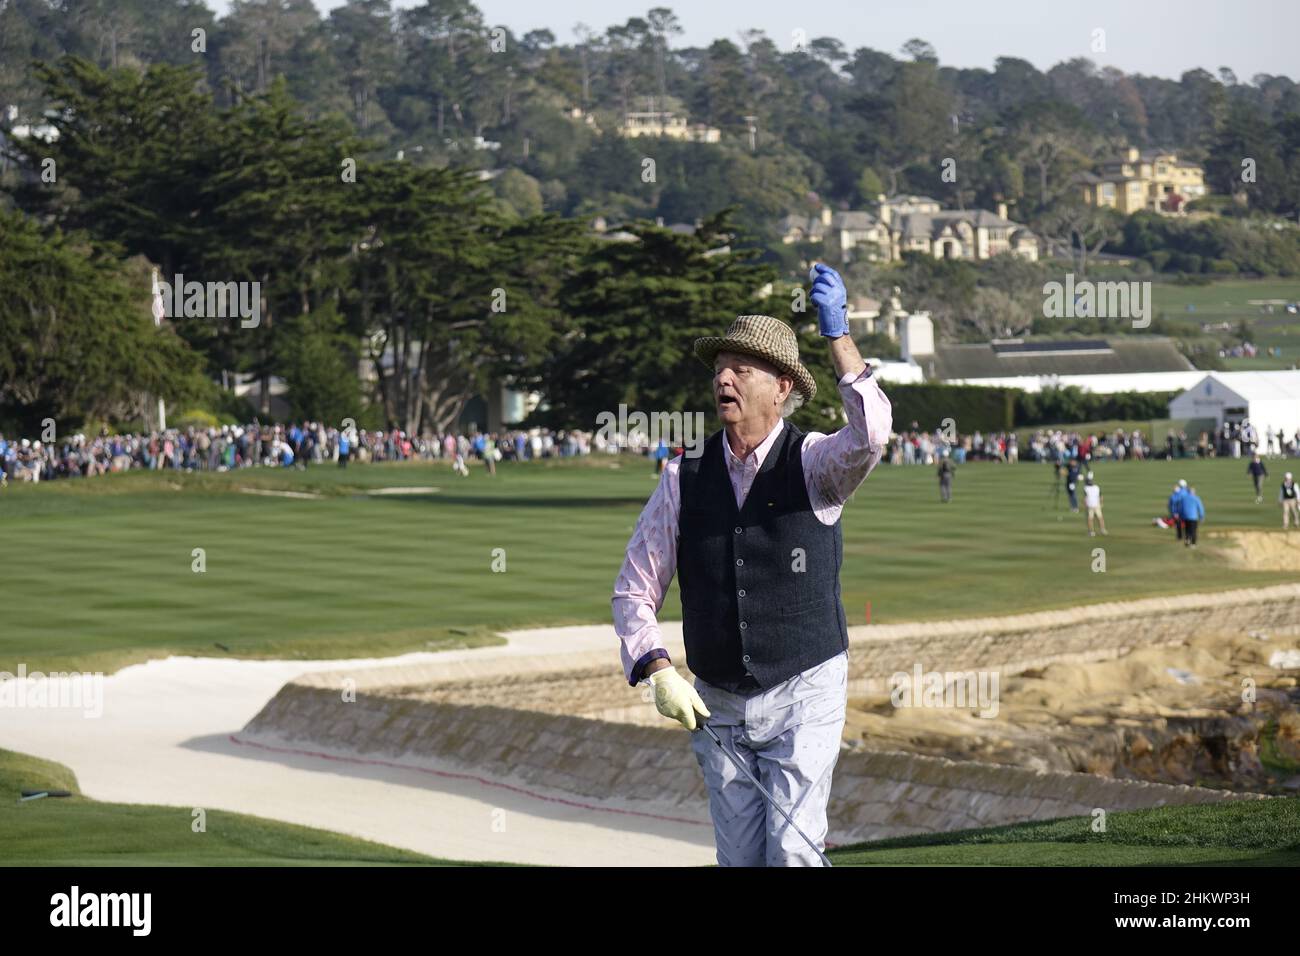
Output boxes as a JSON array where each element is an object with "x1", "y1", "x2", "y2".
[
  {"x1": 652, "y1": 438, "x2": 669, "y2": 475},
  {"x1": 1181, "y1": 485, "x2": 1206, "y2": 547},
  {"x1": 1167, "y1": 480, "x2": 1187, "y2": 541}
]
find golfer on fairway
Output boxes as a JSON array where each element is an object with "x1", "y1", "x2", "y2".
[{"x1": 612, "y1": 263, "x2": 892, "y2": 866}]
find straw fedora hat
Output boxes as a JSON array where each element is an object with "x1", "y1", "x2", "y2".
[{"x1": 693, "y1": 314, "x2": 817, "y2": 403}]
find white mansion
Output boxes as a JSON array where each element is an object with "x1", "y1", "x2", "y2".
[{"x1": 780, "y1": 194, "x2": 1040, "y2": 264}]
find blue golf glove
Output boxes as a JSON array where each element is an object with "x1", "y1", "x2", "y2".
[{"x1": 808, "y1": 262, "x2": 849, "y2": 338}]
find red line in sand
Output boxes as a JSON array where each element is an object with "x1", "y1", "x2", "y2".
[{"x1": 227, "y1": 734, "x2": 710, "y2": 829}]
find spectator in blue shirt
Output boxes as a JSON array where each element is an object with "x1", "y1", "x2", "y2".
[
  {"x1": 1181, "y1": 486, "x2": 1205, "y2": 547},
  {"x1": 1168, "y1": 480, "x2": 1187, "y2": 541},
  {"x1": 653, "y1": 439, "x2": 669, "y2": 475}
]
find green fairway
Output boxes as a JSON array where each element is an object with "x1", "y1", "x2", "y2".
[
  {"x1": 1153, "y1": 277, "x2": 1300, "y2": 323},
  {"x1": 829, "y1": 798, "x2": 1300, "y2": 866},
  {"x1": 2, "y1": 453, "x2": 1297, "y2": 674},
  {"x1": 0, "y1": 748, "x2": 500, "y2": 866},
  {"x1": 1152, "y1": 277, "x2": 1300, "y2": 370}
]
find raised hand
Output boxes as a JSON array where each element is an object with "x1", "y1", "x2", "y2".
[{"x1": 808, "y1": 262, "x2": 849, "y2": 339}]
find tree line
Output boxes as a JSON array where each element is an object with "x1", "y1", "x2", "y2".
[
  {"x1": 3, "y1": 3, "x2": 1298, "y2": 433},
  {"x1": 4, "y1": 1, "x2": 1299, "y2": 235},
  {"x1": 2, "y1": 56, "x2": 832, "y2": 436}
]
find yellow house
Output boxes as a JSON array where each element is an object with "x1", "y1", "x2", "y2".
[{"x1": 1077, "y1": 147, "x2": 1207, "y2": 214}]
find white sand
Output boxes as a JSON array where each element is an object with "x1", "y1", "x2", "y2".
[
  {"x1": 1207, "y1": 530, "x2": 1300, "y2": 571},
  {"x1": 238, "y1": 488, "x2": 324, "y2": 500},
  {"x1": 0, "y1": 624, "x2": 715, "y2": 867}
]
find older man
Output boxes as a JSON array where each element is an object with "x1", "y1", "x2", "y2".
[
  {"x1": 611, "y1": 263, "x2": 892, "y2": 866},
  {"x1": 1280, "y1": 472, "x2": 1298, "y2": 530}
]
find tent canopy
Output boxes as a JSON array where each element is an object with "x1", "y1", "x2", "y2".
[{"x1": 1168, "y1": 371, "x2": 1300, "y2": 445}]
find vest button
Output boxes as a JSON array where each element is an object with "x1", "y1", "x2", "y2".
[
  {"x1": 737, "y1": 589, "x2": 746, "y2": 597},
  {"x1": 734, "y1": 526, "x2": 743, "y2": 534},
  {"x1": 739, "y1": 621, "x2": 748, "y2": 629},
  {"x1": 735, "y1": 558, "x2": 743, "y2": 567},
  {"x1": 742, "y1": 654, "x2": 751, "y2": 662}
]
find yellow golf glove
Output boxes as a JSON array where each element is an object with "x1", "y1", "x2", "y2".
[{"x1": 648, "y1": 667, "x2": 711, "y2": 730}]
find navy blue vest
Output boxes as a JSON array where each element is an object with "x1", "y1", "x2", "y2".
[{"x1": 677, "y1": 421, "x2": 848, "y2": 692}]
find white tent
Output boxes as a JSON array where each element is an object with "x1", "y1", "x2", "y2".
[
  {"x1": 942, "y1": 371, "x2": 1206, "y2": 394},
  {"x1": 868, "y1": 357, "x2": 925, "y2": 384},
  {"x1": 1168, "y1": 371, "x2": 1300, "y2": 450}
]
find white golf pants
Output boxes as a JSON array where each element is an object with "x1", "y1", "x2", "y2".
[{"x1": 690, "y1": 649, "x2": 848, "y2": 866}]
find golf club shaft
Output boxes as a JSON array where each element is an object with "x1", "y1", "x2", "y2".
[{"x1": 698, "y1": 723, "x2": 832, "y2": 867}]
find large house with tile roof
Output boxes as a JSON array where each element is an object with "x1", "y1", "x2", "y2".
[
  {"x1": 1075, "y1": 146, "x2": 1207, "y2": 214},
  {"x1": 778, "y1": 195, "x2": 1039, "y2": 264}
]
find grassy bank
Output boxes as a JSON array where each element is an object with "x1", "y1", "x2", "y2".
[
  {"x1": 0, "y1": 748, "x2": 502, "y2": 866},
  {"x1": 830, "y1": 798, "x2": 1300, "y2": 866}
]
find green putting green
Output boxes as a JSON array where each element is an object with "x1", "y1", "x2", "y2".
[
  {"x1": 0, "y1": 748, "x2": 508, "y2": 866},
  {"x1": 1, "y1": 452, "x2": 1295, "y2": 674},
  {"x1": 829, "y1": 798, "x2": 1300, "y2": 866}
]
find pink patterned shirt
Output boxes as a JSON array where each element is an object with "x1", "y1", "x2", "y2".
[{"x1": 612, "y1": 366, "x2": 893, "y2": 685}]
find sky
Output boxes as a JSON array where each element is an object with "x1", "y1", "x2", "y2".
[{"x1": 205, "y1": 0, "x2": 1298, "y2": 82}]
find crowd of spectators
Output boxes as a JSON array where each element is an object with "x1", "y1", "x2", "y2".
[
  {"x1": 0, "y1": 422, "x2": 597, "y2": 483},
  {"x1": 887, "y1": 423, "x2": 1020, "y2": 466},
  {"x1": 884, "y1": 420, "x2": 1300, "y2": 468},
  {"x1": 6, "y1": 416, "x2": 1299, "y2": 485}
]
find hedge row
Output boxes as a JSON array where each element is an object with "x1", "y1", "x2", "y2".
[{"x1": 886, "y1": 384, "x2": 1176, "y2": 433}]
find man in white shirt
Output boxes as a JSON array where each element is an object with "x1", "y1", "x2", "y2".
[{"x1": 1084, "y1": 472, "x2": 1106, "y2": 536}]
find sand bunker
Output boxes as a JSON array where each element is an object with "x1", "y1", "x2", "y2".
[
  {"x1": 844, "y1": 629, "x2": 1300, "y2": 793},
  {"x1": 381, "y1": 665, "x2": 638, "y2": 718},
  {"x1": 238, "y1": 488, "x2": 324, "y2": 500},
  {"x1": 1209, "y1": 530, "x2": 1300, "y2": 571}
]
